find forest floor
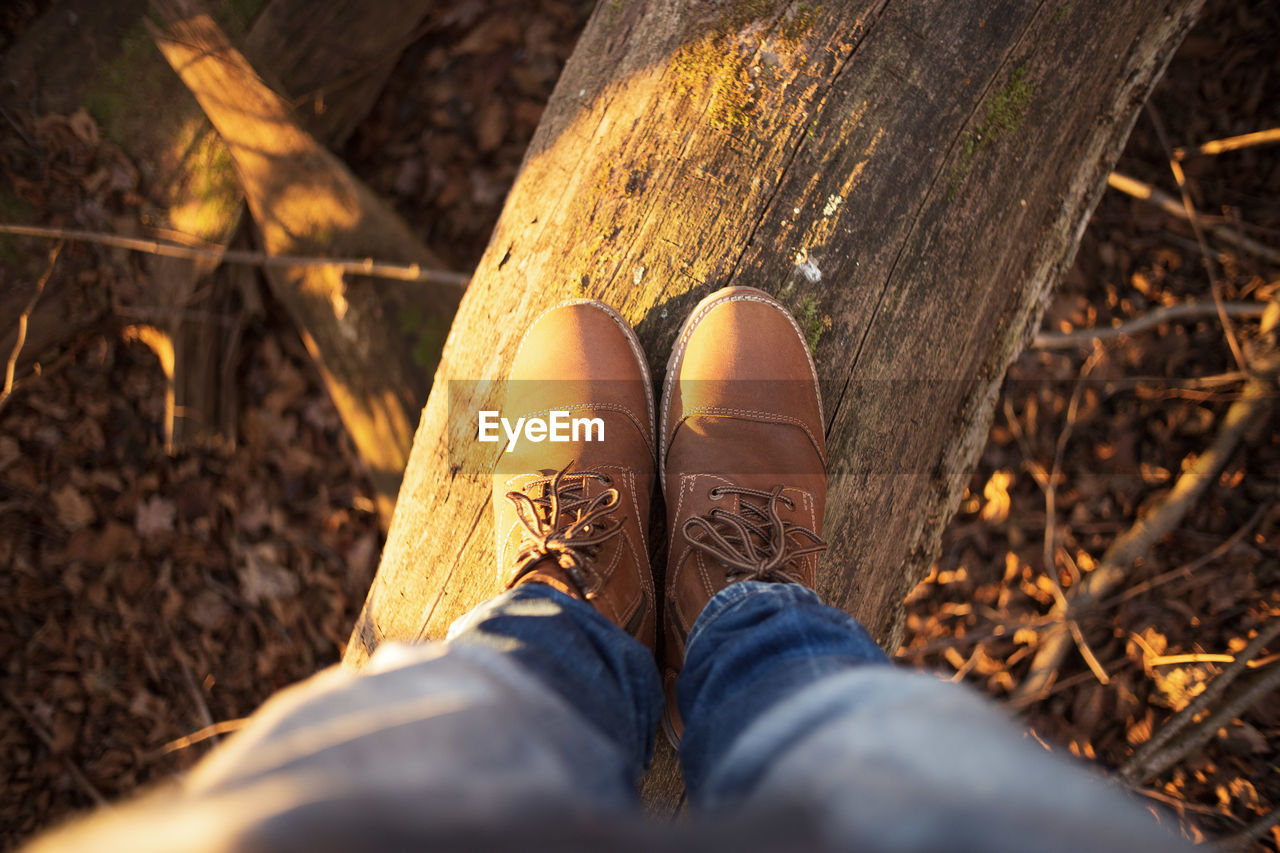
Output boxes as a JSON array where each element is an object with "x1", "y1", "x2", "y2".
[{"x1": 1, "y1": 0, "x2": 1277, "y2": 849}]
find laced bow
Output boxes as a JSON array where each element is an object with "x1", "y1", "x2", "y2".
[
  {"x1": 681, "y1": 484, "x2": 826, "y2": 583},
  {"x1": 505, "y1": 462, "x2": 625, "y2": 595}
]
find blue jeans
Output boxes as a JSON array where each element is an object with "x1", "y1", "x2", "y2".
[{"x1": 23, "y1": 583, "x2": 1192, "y2": 853}]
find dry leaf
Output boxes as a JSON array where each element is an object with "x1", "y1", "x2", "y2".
[
  {"x1": 135, "y1": 495, "x2": 177, "y2": 539},
  {"x1": 52, "y1": 485, "x2": 95, "y2": 530},
  {"x1": 239, "y1": 543, "x2": 299, "y2": 605},
  {"x1": 981, "y1": 469, "x2": 1014, "y2": 523}
]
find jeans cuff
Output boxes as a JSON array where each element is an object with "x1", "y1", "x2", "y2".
[{"x1": 685, "y1": 580, "x2": 824, "y2": 654}]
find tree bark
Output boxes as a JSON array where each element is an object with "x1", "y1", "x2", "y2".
[{"x1": 346, "y1": 0, "x2": 1201, "y2": 803}]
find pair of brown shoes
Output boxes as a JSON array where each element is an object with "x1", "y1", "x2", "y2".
[{"x1": 491, "y1": 287, "x2": 826, "y2": 743}]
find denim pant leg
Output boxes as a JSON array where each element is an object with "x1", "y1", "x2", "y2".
[
  {"x1": 678, "y1": 582, "x2": 1192, "y2": 853},
  {"x1": 446, "y1": 582, "x2": 663, "y2": 782},
  {"x1": 25, "y1": 585, "x2": 662, "y2": 853},
  {"x1": 678, "y1": 580, "x2": 890, "y2": 795}
]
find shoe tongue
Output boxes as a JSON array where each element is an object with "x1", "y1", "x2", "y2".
[
  {"x1": 522, "y1": 472, "x2": 602, "y2": 523},
  {"x1": 510, "y1": 557, "x2": 587, "y2": 599}
]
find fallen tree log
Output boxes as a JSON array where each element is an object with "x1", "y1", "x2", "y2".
[
  {"x1": 345, "y1": 0, "x2": 1203, "y2": 804},
  {"x1": 160, "y1": 0, "x2": 446, "y2": 453},
  {"x1": 1, "y1": 0, "x2": 453, "y2": 516},
  {"x1": 149, "y1": 0, "x2": 463, "y2": 521}
]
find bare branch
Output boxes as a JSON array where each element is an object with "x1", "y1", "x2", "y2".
[
  {"x1": 154, "y1": 718, "x2": 248, "y2": 757},
  {"x1": 1218, "y1": 802, "x2": 1280, "y2": 852},
  {"x1": 1107, "y1": 172, "x2": 1280, "y2": 266},
  {"x1": 1, "y1": 687, "x2": 106, "y2": 805},
  {"x1": 1, "y1": 241, "x2": 63, "y2": 412},
  {"x1": 0, "y1": 223, "x2": 470, "y2": 287},
  {"x1": 1034, "y1": 301, "x2": 1266, "y2": 349},
  {"x1": 1145, "y1": 104, "x2": 1248, "y2": 373},
  {"x1": 1174, "y1": 127, "x2": 1280, "y2": 160}
]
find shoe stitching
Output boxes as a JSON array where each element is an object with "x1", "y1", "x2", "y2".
[
  {"x1": 667, "y1": 472, "x2": 731, "y2": 590},
  {"x1": 621, "y1": 468, "x2": 650, "y2": 567},
  {"x1": 559, "y1": 298, "x2": 656, "y2": 442},
  {"x1": 660, "y1": 290, "x2": 824, "y2": 490},
  {"x1": 495, "y1": 402, "x2": 655, "y2": 460},
  {"x1": 677, "y1": 405, "x2": 826, "y2": 466},
  {"x1": 509, "y1": 299, "x2": 656, "y2": 449}
]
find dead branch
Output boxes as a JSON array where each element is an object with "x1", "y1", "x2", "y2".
[
  {"x1": 1012, "y1": 372, "x2": 1273, "y2": 704},
  {"x1": 1, "y1": 242, "x2": 62, "y2": 412},
  {"x1": 1174, "y1": 127, "x2": 1280, "y2": 160},
  {"x1": 1107, "y1": 172, "x2": 1280, "y2": 266},
  {"x1": 1119, "y1": 619, "x2": 1280, "y2": 784},
  {"x1": 1108, "y1": 503, "x2": 1270, "y2": 607},
  {"x1": 169, "y1": 632, "x2": 218, "y2": 746},
  {"x1": 1033, "y1": 301, "x2": 1266, "y2": 349},
  {"x1": 0, "y1": 223, "x2": 469, "y2": 287},
  {"x1": 1045, "y1": 349, "x2": 1111, "y2": 685},
  {"x1": 154, "y1": 717, "x2": 248, "y2": 757},
  {"x1": 1146, "y1": 105, "x2": 1247, "y2": 372}
]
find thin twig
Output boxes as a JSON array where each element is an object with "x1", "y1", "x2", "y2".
[
  {"x1": 1108, "y1": 503, "x2": 1269, "y2": 606},
  {"x1": 1, "y1": 687, "x2": 107, "y2": 805},
  {"x1": 1120, "y1": 620, "x2": 1280, "y2": 784},
  {"x1": 0, "y1": 103, "x2": 36, "y2": 149},
  {"x1": 1107, "y1": 172, "x2": 1280, "y2": 265},
  {"x1": 1174, "y1": 127, "x2": 1280, "y2": 160},
  {"x1": 1, "y1": 241, "x2": 63, "y2": 412},
  {"x1": 0, "y1": 223, "x2": 470, "y2": 287},
  {"x1": 1146, "y1": 653, "x2": 1232, "y2": 667},
  {"x1": 1044, "y1": 347, "x2": 1102, "y2": 583},
  {"x1": 170, "y1": 632, "x2": 218, "y2": 746},
  {"x1": 1033, "y1": 301, "x2": 1266, "y2": 349},
  {"x1": 1003, "y1": 361, "x2": 1111, "y2": 687},
  {"x1": 1145, "y1": 104, "x2": 1248, "y2": 373},
  {"x1": 155, "y1": 718, "x2": 248, "y2": 756},
  {"x1": 1040, "y1": 657, "x2": 1137, "y2": 700},
  {"x1": 1136, "y1": 786, "x2": 1225, "y2": 818},
  {"x1": 1049, "y1": 349, "x2": 1109, "y2": 685}
]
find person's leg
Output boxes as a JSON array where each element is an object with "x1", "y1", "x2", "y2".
[
  {"x1": 23, "y1": 584, "x2": 660, "y2": 853},
  {"x1": 678, "y1": 582, "x2": 1193, "y2": 853},
  {"x1": 676, "y1": 580, "x2": 887, "y2": 794},
  {"x1": 23, "y1": 299, "x2": 667, "y2": 852}
]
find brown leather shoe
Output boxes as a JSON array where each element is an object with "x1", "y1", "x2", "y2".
[
  {"x1": 660, "y1": 286, "x2": 828, "y2": 742},
  {"x1": 492, "y1": 300, "x2": 657, "y2": 650}
]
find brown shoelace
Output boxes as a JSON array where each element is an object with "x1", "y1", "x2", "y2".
[
  {"x1": 681, "y1": 484, "x2": 826, "y2": 583},
  {"x1": 505, "y1": 461, "x2": 625, "y2": 596}
]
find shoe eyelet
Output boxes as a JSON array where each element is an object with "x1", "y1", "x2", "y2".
[
  {"x1": 600, "y1": 474, "x2": 613, "y2": 486},
  {"x1": 709, "y1": 487, "x2": 724, "y2": 501}
]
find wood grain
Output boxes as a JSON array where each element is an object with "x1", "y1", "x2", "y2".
[{"x1": 346, "y1": 0, "x2": 1204, "y2": 807}]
